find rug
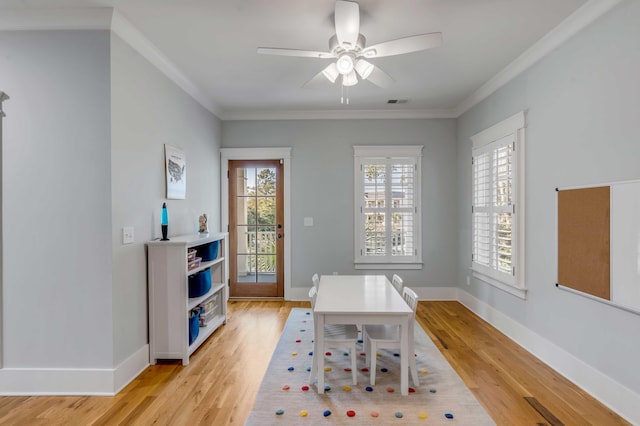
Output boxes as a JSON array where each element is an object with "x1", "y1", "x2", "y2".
[{"x1": 245, "y1": 308, "x2": 495, "y2": 425}]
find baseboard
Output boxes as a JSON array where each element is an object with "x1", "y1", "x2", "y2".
[
  {"x1": 114, "y1": 344, "x2": 150, "y2": 394},
  {"x1": 0, "y1": 344, "x2": 149, "y2": 396},
  {"x1": 457, "y1": 288, "x2": 640, "y2": 425},
  {"x1": 0, "y1": 367, "x2": 115, "y2": 395}
]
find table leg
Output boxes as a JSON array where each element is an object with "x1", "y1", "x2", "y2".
[
  {"x1": 317, "y1": 313, "x2": 325, "y2": 394},
  {"x1": 400, "y1": 316, "x2": 409, "y2": 395}
]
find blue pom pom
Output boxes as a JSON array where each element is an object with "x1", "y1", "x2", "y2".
[
  {"x1": 365, "y1": 386, "x2": 373, "y2": 392},
  {"x1": 445, "y1": 413, "x2": 454, "y2": 419},
  {"x1": 323, "y1": 410, "x2": 331, "y2": 417},
  {"x1": 287, "y1": 366, "x2": 294, "y2": 371},
  {"x1": 394, "y1": 412, "x2": 403, "y2": 418}
]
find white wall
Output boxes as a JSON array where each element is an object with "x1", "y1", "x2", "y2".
[
  {"x1": 456, "y1": 0, "x2": 640, "y2": 419},
  {"x1": 222, "y1": 119, "x2": 458, "y2": 291},
  {"x1": 0, "y1": 31, "x2": 113, "y2": 368},
  {"x1": 110, "y1": 33, "x2": 222, "y2": 368}
]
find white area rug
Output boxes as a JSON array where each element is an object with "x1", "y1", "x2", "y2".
[{"x1": 246, "y1": 308, "x2": 494, "y2": 425}]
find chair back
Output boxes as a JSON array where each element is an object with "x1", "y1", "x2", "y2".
[
  {"x1": 391, "y1": 274, "x2": 404, "y2": 294},
  {"x1": 308, "y1": 285, "x2": 318, "y2": 309},
  {"x1": 402, "y1": 287, "x2": 418, "y2": 317},
  {"x1": 312, "y1": 273, "x2": 320, "y2": 288}
]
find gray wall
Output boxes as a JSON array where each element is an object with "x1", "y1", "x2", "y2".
[
  {"x1": 0, "y1": 31, "x2": 113, "y2": 367},
  {"x1": 0, "y1": 29, "x2": 222, "y2": 378},
  {"x1": 457, "y1": 0, "x2": 640, "y2": 397},
  {"x1": 110, "y1": 34, "x2": 222, "y2": 366},
  {"x1": 222, "y1": 119, "x2": 458, "y2": 289}
]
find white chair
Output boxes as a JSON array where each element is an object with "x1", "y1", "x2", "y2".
[
  {"x1": 363, "y1": 286, "x2": 420, "y2": 386},
  {"x1": 308, "y1": 286, "x2": 358, "y2": 385},
  {"x1": 391, "y1": 274, "x2": 404, "y2": 294},
  {"x1": 311, "y1": 273, "x2": 320, "y2": 288}
]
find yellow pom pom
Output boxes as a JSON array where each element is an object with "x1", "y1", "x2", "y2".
[
  {"x1": 291, "y1": 352, "x2": 297, "y2": 356},
  {"x1": 421, "y1": 369, "x2": 428, "y2": 374},
  {"x1": 343, "y1": 385, "x2": 351, "y2": 392},
  {"x1": 324, "y1": 366, "x2": 331, "y2": 371},
  {"x1": 419, "y1": 412, "x2": 428, "y2": 419},
  {"x1": 299, "y1": 410, "x2": 308, "y2": 417}
]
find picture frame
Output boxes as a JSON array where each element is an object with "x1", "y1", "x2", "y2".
[{"x1": 164, "y1": 144, "x2": 186, "y2": 199}]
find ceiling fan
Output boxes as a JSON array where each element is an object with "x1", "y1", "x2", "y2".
[{"x1": 257, "y1": 0, "x2": 443, "y2": 90}]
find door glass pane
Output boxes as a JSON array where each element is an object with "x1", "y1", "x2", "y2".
[
  {"x1": 236, "y1": 196, "x2": 254, "y2": 225},
  {"x1": 236, "y1": 168, "x2": 253, "y2": 196},
  {"x1": 257, "y1": 226, "x2": 276, "y2": 254},
  {"x1": 256, "y1": 167, "x2": 276, "y2": 196},
  {"x1": 257, "y1": 196, "x2": 276, "y2": 226},
  {"x1": 257, "y1": 255, "x2": 276, "y2": 282}
]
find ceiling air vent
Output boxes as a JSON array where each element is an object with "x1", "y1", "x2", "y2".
[{"x1": 387, "y1": 99, "x2": 408, "y2": 104}]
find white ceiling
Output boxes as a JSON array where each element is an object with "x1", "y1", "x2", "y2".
[{"x1": 2, "y1": 0, "x2": 615, "y2": 120}]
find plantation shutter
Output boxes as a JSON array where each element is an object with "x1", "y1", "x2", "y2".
[
  {"x1": 354, "y1": 145, "x2": 422, "y2": 267},
  {"x1": 472, "y1": 134, "x2": 516, "y2": 284}
]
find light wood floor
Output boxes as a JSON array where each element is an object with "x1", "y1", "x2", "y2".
[{"x1": 0, "y1": 300, "x2": 629, "y2": 425}]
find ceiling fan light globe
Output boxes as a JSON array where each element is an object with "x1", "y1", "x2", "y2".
[
  {"x1": 336, "y1": 54, "x2": 354, "y2": 75},
  {"x1": 355, "y1": 59, "x2": 374, "y2": 80},
  {"x1": 342, "y1": 70, "x2": 358, "y2": 87},
  {"x1": 322, "y1": 63, "x2": 340, "y2": 83}
]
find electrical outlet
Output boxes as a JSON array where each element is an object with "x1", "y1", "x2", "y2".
[
  {"x1": 122, "y1": 227, "x2": 135, "y2": 244},
  {"x1": 304, "y1": 217, "x2": 314, "y2": 226},
  {"x1": 466, "y1": 275, "x2": 471, "y2": 286}
]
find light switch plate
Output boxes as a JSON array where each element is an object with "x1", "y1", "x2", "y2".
[
  {"x1": 122, "y1": 227, "x2": 135, "y2": 244},
  {"x1": 304, "y1": 217, "x2": 313, "y2": 226}
]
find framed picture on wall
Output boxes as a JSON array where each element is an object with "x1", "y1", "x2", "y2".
[{"x1": 165, "y1": 144, "x2": 186, "y2": 199}]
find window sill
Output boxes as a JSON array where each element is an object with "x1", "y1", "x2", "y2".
[
  {"x1": 471, "y1": 270, "x2": 527, "y2": 300},
  {"x1": 355, "y1": 262, "x2": 423, "y2": 270}
]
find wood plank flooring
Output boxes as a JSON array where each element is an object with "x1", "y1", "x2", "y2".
[{"x1": 0, "y1": 300, "x2": 630, "y2": 425}]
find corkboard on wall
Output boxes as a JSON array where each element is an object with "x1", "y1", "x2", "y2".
[{"x1": 557, "y1": 186, "x2": 610, "y2": 300}]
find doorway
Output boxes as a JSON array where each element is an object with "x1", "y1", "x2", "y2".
[{"x1": 228, "y1": 159, "x2": 284, "y2": 297}]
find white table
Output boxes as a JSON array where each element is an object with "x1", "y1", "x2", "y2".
[{"x1": 313, "y1": 275, "x2": 413, "y2": 395}]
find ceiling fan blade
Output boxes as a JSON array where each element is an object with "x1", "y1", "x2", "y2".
[
  {"x1": 303, "y1": 63, "x2": 339, "y2": 88},
  {"x1": 257, "y1": 47, "x2": 335, "y2": 59},
  {"x1": 302, "y1": 70, "x2": 330, "y2": 88},
  {"x1": 361, "y1": 32, "x2": 442, "y2": 58},
  {"x1": 334, "y1": 0, "x2": 360, "y2": 50},
  {"x1": 366, "y1": 65, "x2": 395, "y2": 88}
]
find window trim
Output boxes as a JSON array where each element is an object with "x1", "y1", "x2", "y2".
[
  {"x1": 470, "y1": 112, "x2": 527, "y2": 299},
  {"x1": 354, "y1": 145, "x2": 423, "y2": 269}
]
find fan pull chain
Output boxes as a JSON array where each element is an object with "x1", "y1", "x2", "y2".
[{"x1": 341, "y1": 84, "x2": 350, "y2": 105}]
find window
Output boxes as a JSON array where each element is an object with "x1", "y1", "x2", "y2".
[
  {"x1": 354, "y1": 146, "x2": 422, "y2": 269},
  {"x1": 471, "y1": 112, "x2": 526, "y2": 298}
]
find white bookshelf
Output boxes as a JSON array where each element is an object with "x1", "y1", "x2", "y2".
[{"x1": 147, "y1": 232, "x2": 228, "y2": 365}]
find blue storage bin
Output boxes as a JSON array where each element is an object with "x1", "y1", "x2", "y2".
[
  {"x1": 188, "y1": 268, "x2": 211, "y2": 298},
  {"x1": 188, "y1": 309, "x2": 200, "y2": 345},
  {"x1": 198, "y1": 240, "x2": 219, "y2": 261}
]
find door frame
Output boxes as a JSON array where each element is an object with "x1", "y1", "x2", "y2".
[{"x1": 221, "y1": 147, "x2": 292, "y2": 299}]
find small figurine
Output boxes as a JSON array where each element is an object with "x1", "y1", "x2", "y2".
[{"x1": 198, "y1": 213, "x2": 208, "y2": 234}]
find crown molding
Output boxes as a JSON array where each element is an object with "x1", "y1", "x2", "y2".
[
  {"x1": 110, "y1": 10, "x2": 222, "y2": 118},
  {"x1": 219, "y1": 107, "x2": 457, "y2": 121},
  {"x1": 453, "y1": 0, "x2": 623, "y2": 117},
  {"x1": 0, "y1": 7, "x2": 222, "y2": 119},
  {"x1": 0, "y1": 8, "x2": 112, "y2": 30}
]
